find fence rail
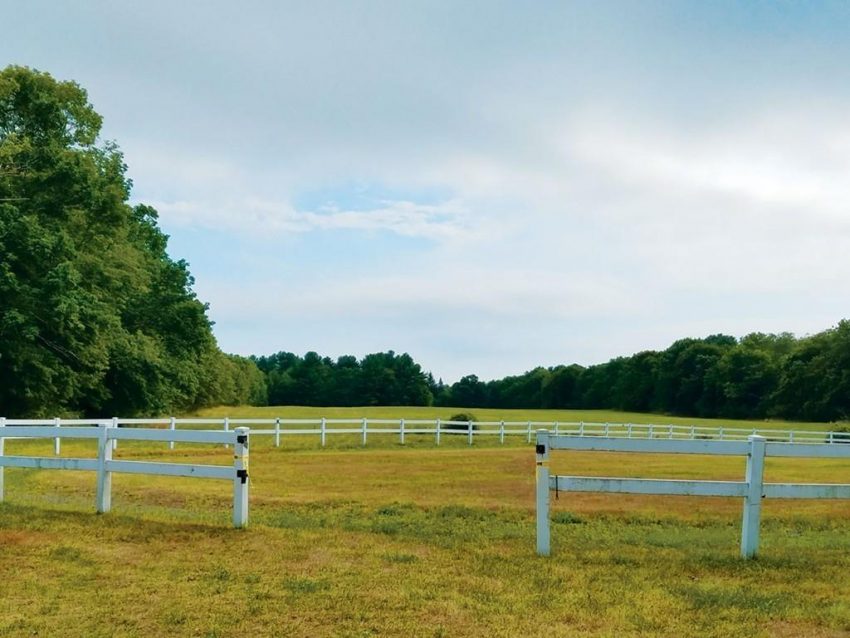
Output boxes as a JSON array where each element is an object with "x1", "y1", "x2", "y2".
[
  {"x1": 2, "y1": 417, "x2": 848, "y2": 453},
  {"x1": 534, "y1": 431, "x2": 850, "y2": 559},
  {"x1": 0, "y1": 419, "x2": 249, "y2": 527}
]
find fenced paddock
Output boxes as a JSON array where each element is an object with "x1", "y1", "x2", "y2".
[
  {"x1": 4, "y1": 416, "x2": 849, "y2": 453},
  {"x1": 0, "y1": 418, "x2": 250, "y2": 527},
  {"x1": 535, "y1": 430, "x2": 850, "y2": 558}
]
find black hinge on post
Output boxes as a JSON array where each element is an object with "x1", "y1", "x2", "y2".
[
  {"x1": 535, "y1": 444, "x2": 546, "y2": 455},
  {"x1": 236, "y1": 469, "x2": 248, "y2": 484},
  {"x1": 236, "y1": 434, "x2": 248, "y2": 448}
]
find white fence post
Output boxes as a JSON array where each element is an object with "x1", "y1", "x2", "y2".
[
  {"x1": 0, "y1": 417, "x2": 5, "y2": 501},
  {"x1": 275, "y1": 417, "x2": 281, "y2": 448},
  {"x1": 111, "y1": 416, "x2": 118, "y2": 450},
  {"x1": 233, "y1": 427, "x2": 249, "y2": 528},
  {"x1": 96, "y1": 423, "x2": 113, "y2": 513},
  {"x1": 741, "y1": 435, "x2": 766, "y2": 558},
  {"x1": 223, "y1": 417, "x2": 230, "y2": 448},
  {"x1": 54, "y1": 417, "x2": 61, "y2": 455},
  {"x1": 554, "y1": 421, "x2": 559, "y2": 436},
  {"x1": 500, "y1": 420, "x2": 505, "y2": 445},
  {"x1": 169, "y1": 416, "x2": 176, "y2": 450},
  {"x1": 604, "y1": 422, "x2": 609, "y2": 437},
  {"x1": 536, "y1": 430, "x2": 551, "y2": 556},
  {"x1": 579, "y1": 421, "x2": 584, "y2": 437},
  {"x1": 467, "y1": 420, "x2": 473, "y2": 446},
  {"x1": 399, "y1": 418, "x2": 405, "y2": 445},
  {"x1": 361, "y1": 417, "x2": 368, "y2": 446},
  {"x1": 526, "y1": 421, "x2": 532, "y2": 443},
  {"x1": 321, "y1": 417, "x2": 327, "y2": 447}
]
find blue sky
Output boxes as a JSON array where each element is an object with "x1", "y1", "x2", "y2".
[{"x1": 3, "y1": 1, "x2": 850, "y2": 381}]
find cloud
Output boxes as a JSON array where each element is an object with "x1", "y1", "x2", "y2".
[{"x1": 146, "y1": 196, "x2": 475, "y2": 242}]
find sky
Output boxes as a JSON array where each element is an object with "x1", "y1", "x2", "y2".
[{"x1": 3, "y1": 1, "x2": 850, "y2": 382}]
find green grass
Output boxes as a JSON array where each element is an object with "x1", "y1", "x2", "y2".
[{"x1": 1, "y1": 410, "x2": 849, "y2": 636}]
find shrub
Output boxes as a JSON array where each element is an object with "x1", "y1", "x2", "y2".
[
  {"x1": 832, "y1": 424, "x2": 850, "y2": 444},
  {"x1": 444, "y1": 413, "x2": 479, "y2": 431}
]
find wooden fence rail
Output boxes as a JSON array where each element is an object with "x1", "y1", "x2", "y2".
[
  {"x1": 534, "y1": 431, "x2": 850, "y2": 559},
  {"x1": 0, "y1": 419, "x2": 249, "y2": 527}
]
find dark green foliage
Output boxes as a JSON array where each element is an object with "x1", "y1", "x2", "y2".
[
  {"x1": 254, "y1": 350, "x2": 432, "y2": 407},
  {"x1": 427, "y1": 324, "x2": 850, "y2": 422},
  {"x1": 0, "y1": 66, "x2": 265, "y2": 416}
]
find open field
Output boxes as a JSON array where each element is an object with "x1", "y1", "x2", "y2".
[{"x1": 2, "y1": 413, "x2": 850, "y2": 637}]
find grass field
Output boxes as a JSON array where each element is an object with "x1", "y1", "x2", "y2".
[{"x1": 1, "y1": 407, "x2": 849, "y2": 637}]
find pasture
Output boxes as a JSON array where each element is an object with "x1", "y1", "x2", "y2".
[{"x1": 1, "y1": 408, "x2": 849, "y2": 637}]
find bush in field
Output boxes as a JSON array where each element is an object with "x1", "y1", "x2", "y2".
[
  {"x1": 444, "y1": 413, "x2": 479, "y2": 431},
  {"x1": 833, "y1": 424, "x2": 850, "y2": 444}
]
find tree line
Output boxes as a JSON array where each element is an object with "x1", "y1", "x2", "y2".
[
  {"x1": 432, "y1": 326, "x2": 850, "y2": 422},
  {"x1": 251, "y1": 323, "x2": 850, "y2": 423}
]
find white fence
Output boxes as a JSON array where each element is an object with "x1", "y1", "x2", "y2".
[
  {"x1": 0, "y1": 419, "x2": 249, "y2": 527},
  {"x1": 534, "y1": 430, "x2": 850, "y2": 559},
  {"x1": 3, "y1": 417, "x2": 849, "y2": 452}
]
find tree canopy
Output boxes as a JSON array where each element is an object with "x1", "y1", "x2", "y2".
[{"x1": 0, "y1": 66, "x2": 265, "y2": 416}]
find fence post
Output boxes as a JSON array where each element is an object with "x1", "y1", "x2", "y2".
[
  {"x1": 604, "y1": 422, "x2": 609, "y2": 437},
  {"x1": 399, "y1": 419, "x2": 405, "y2": 445},
  {"x1": 96, "y1": 423, "x2": 113, "y2": 513},
  {"x1": 536, "y1": 430, "x2": 551, "y2": 556},
  {"x1": 169, "y1": 416, "x2": 176, "y2": 450},
  {"x1": 321, "y1": 417, "x2": 327, "y2": 447},
  {"x1": 554, "y1": 421, "x2": 559, "y2": 436},
  {"x1": 275, "y1": 418, "x2": 281, "y2": 448},
  {"x1": 111, "y1": 416, "x2": 118, "y2": 450},
  {"x1": 829, "y1": 430, "x2": 834, "y2": 445},
  {"x1": 500, "y1": 420, "x2": 505, "y2": 445},
  {"x1": 0, "y1": 417, "x2": 5, "y2": 501},
  {"x1": 627, "y1": 423, "x2": 632, "y2": 438},
  {"x1": 223, "y1": 417, "x2": 230, "y2": 448},
  {"x1": 233, "y1": 427, "x2": 249, "y2": 528},
  {"x1": 361, "y1": 417, "x2": 367, "y2": 446},
  {"x1": 741, "y1": 435, "x2": 766, "y2": 559},
  {"x1": 690, "y1": 425, "x2": 695, "y2": 439},
  {"x1": 435, "y1": 419, "x2": 442, "y2": 445},
  {"x1": 467, "y1": 421, "x2": 473, "y2": 446},
  {"x1": 579, "y1": 421, "x2": 584, "y2": 436},
  {"x1": 54, "y1": 417, "x2": 61, "y2": 455},
  {"x1": 648, "y1": 424, "x2": 654, "y2": 439},
  {"x1": 668, "y1": 424, "x2": 673, "y2": 439},
  {"x1": 526, "y1": 421, "x2": 532, "y2": 443},
  {"x1": 719, "y1": 427, "x2": 724, "y2": 440}
]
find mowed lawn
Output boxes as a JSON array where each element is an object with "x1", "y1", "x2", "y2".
[{"x1": 1, "y1": 409, "x2": 849, "y2": 637}]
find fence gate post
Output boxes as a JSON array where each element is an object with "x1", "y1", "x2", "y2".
[
  {"x1": 435, "y1": 419, "x2": 441, "y2": 446},
  {"x1": 536, "y1": 430, "x2": 551, "y2": 556},
  {"x1": 275, "y1": 417, "x2": 281, "y2": 448},
  {"x1": 169, "y1": 416, "x2": 176, "y2": 450},
  {"x1": 741, "y1": 435, "x2": 766, "y2": 559},
  {"x1": 361, "y1": 417, "x2": 367, "y2": 446},
  {"x1": 96, "y1": 423, "x2": 113, "y2": 513},
  {"x1": 0, "y1": 417, "x2": 5, "y2": 501},
  {"x1": 54, "y1": 417, "x2": 61, "y2": 455},
  {"x1": 233, "y1": 427, "x2": 249, "y2": 528}
]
